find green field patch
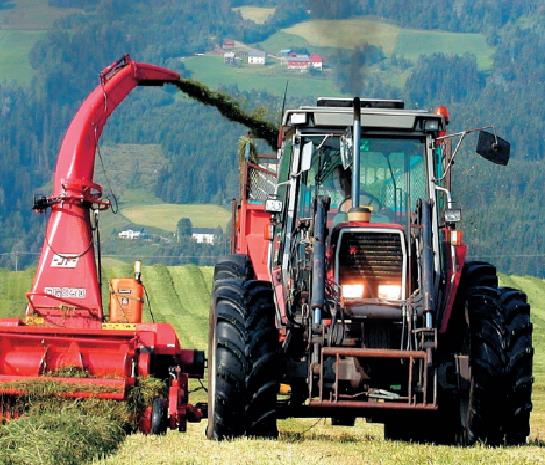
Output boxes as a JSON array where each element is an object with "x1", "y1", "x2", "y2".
[
  {"x1": 276, "y1": 17, "x2": 494, "y2": 70},
  {"x1": 283, "y1": 18, "x2": 400, "y2": 53},
  {"x1": 0, "y1": 0, "x2": 81, "y2": 85},
  {"x1": 97, "y1": 144, "x2": 168, "y2": 196},
  {"x1": 394, "y1": 29, "x2": 494, "y2": 69},
  {"x1": 233, "y1": 6, "x2": 275, "y2": 24},
  {"x1": 183, "y1": 55, "x2": 339, "y2": 97},
  {"x1": 121, "y1": 202, "x2": 231, "y2": 231},
  {"x1": 0, "y1": 266, "x2": 34, "y2": 317},
  {"x1": 0, "y1": 0, "x2": 80, "y2": 30},
  {"x1": 258, "y1": 31, "x2": 311, "y2": 55},
  {"x1": 0, "y1": 29, "x2": 45, "y2": 84}
]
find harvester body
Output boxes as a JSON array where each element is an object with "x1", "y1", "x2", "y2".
[
  {"x1": 210, "y1": 98, "x2": 533, "y2": 444},
  {"x1": 0, "y1": 56, "x2": 204, "y2": 433}
]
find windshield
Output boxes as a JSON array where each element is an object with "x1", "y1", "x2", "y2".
[{"x1": 297, "y1": 135, "x2": 427, "y2": 225}]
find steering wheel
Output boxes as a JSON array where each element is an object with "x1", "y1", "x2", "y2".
[{"x1": 359, "y1": 191, "x2": 384, "y2": 211}]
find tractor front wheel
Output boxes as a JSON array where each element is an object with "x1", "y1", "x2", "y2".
[
  {"x1": 207, "y1": 279, "x2": 279, "y2": 440},
  {"x1": 460, "y1": 285, "x2": 532, "y2": 445}
]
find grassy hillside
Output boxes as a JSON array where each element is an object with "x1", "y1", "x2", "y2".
[
  {"x1": 0, "y1": 0, "x2": 80, "y2": 84},
  {"x1": 262, "y1": 17, "x2": 494, "y2": 70},
  {"x1": 233, "y1": 6, "x2": 275, "y2": 24},
  {"x1": 92, "y1": 143, "x2": 230, "y2": 246},
  {"x1": 0, "y1": 29, "x2": 46, "y2": 84},
  {"x1": 183, "y1": 55, "x2": 339, "y2": 97},
  {"x1": 121, "y1": 203, "x2": 230, "y2": 231},
  {"x1": 2, "y1": 265, "x2": 544, "y2": 463}
]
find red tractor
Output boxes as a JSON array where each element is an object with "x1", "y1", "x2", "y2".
[
  {"x1": 208, "y1": 97, "x2": 533, "y2": 444},
  {"x1": 0, "y1": 56, "x2": 204, "y2": 433}
]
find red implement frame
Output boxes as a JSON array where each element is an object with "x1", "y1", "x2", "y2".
[
  {"x1": 0, "y1": 55, "x2": 204, "y2": 432},
  {"x1": 232, "y1": 155, "x2": 277, "y2": 281}
]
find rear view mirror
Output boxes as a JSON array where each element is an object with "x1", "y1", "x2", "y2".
[
  {"x1": 340, "y1": 135, "x2": 353, "y2": 169},
  {"x1": 301, "y1": 142, "x2": 313, "y2": 172},
  {"x1": 476, "y1": 131, "x2": 510, "y2": 166}
]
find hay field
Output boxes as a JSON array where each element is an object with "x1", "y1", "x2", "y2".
[
  {"x1": 121, "y1": 203, "x2": 231, "y2": 231},
  {"x1": 97, "y1": 273, "x2": 545, "y2": 465},
  {"x1": 275, "y1": 18, "x2": 494, "y2": 70},
  {"x1": 1, "y1": 267, "x2": 544, "y2": 464},
  {"x1": 233, "y1": 6, "x2": 275, "y2": 24},
  {"x1": 182, "y1": 55, "x2": 339, "y2": 97},
  {"x1": 0, "y1": 0, "x2": 80, "y2": 84}
]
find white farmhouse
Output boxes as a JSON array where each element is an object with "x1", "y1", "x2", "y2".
[
  {"x1": 118, "y1": 229, "x2": 141, "y2": 240},
  {"x1": 192, "y1": 228, "x2": 218, "y2": 245},
  {"x1": 247, "y1": 49, "x2": 266, "y2": 65}
]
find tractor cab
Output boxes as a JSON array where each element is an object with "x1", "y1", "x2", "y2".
[{"x1": 269, "y1": 98, "x2": 446, "y2": 322}]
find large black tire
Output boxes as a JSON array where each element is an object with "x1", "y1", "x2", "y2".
[
  {"x1": 383, "y1": 262, "x2": 500, "y2": 444},
  {"x1": 207, "y1": 279, "x2": 279, "y2": 440},
  {"x1": 463, "y1": 285, "x2": 533, "y2": 445},
  {"x1": 214, "y1": 255, "x2": 253, "y2": 281},
  {"x1": 501, "y1": 288, "x2": 533, "y2": 444}
]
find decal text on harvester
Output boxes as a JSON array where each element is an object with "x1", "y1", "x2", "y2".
[
  {"x1": 50, "y1": 254, "x2": 78, "y2": 268},
  {"x1": 44, "y1": 287, "x2": 87, "y2": 299}
]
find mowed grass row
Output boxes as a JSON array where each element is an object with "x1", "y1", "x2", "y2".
[
  {"x1": 1, "y1": 266, "x2": 545, "y2": 464},
  {"x1": 97, "y1": 273, "x2": 545, "y2": 465},
  {"x1": 139, "y1": 264, "x2": 212, "y2": 350},
  {"x1": 0, "y1": 263, "x2": 212, "y2": 352},
  {"x1": 500, "y1": 274, "x2": 545, "y2": 439}
]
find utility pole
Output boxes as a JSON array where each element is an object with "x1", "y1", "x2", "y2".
[{"x1": 14, "y1": 251, "x2": 18, "y2": 272}]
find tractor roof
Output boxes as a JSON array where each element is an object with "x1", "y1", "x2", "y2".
[{"x1": 283, "y1": 97, "x2": 446, "y2": 132}]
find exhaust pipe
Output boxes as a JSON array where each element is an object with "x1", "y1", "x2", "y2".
[{"x1": 351, "y1": 97, "x2": 361, "y2": 209}]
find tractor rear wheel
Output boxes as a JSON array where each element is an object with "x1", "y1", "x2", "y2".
[
  {"x1": 207, "y1": 279, "x2": 279, "y2": 440},
  {"x1": 461, "y1": 285, "x2": 532, "y2": 445},
  {"x1": 214, "y1": 255, "x2": 253, "y2": 281}
]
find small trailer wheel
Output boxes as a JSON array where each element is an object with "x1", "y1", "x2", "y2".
[{"x1": 150, "y1": 398, "x2": 168, "y2": 435}]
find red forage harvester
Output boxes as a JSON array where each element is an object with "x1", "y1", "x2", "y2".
[{"x1": 0, "y1": 55, "x2": 205, "y2": 434}]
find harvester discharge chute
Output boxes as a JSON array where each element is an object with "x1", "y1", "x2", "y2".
[{"x1": 0, "y1": 55, "x2": 204, "y2": 433}]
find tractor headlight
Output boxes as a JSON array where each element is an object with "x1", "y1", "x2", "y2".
[
  {"x1": 341, "y1": 283, "x2": 364, "y2": 299},
  {"x1": 378, "y1": 284, "x2": 402, "y2": 300}
]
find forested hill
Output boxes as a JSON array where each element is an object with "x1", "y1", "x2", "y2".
[{"x1": 1, "y1": 0, "x2": 545, "y2": 277}]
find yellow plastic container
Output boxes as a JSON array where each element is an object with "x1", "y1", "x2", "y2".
[{"x1": 109, "y1": 278, "x2": 144, "y2": 323}]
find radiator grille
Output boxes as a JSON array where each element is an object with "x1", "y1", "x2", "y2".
[{"x1": 338, "y1": 231, "x2": 403, "y2": 297}]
